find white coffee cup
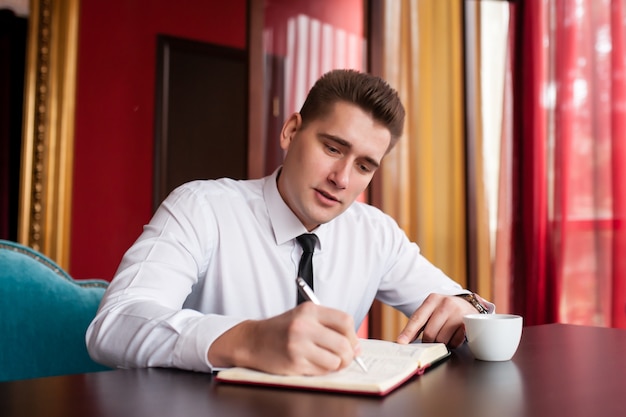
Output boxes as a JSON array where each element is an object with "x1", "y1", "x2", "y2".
[{"x1": 463, "y1": 314, "x2": 523, "y2": 361}]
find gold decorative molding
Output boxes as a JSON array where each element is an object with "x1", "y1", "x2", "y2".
[{"x1": 19, "y1": 0, "x2": 79, "y2": 269}]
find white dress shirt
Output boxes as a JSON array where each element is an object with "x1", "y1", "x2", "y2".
[{"x1": 86, "y1": 168, "x2": 468, "y2": 372}]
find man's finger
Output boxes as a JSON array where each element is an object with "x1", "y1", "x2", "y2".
[{"x1": 397, "y1": 301, "x2": 436, "y2": 344}]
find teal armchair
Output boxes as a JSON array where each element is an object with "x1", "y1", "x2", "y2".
[{"x1": 0, "y1": 239, "x2": 110, "y2": 381}]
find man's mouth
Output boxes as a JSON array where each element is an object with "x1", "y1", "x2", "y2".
[{"x1": 315, "y1": 188, "x2": 340, "y2": 203}]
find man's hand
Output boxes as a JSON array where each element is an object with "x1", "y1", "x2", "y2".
[
  {"x1": 397, "y1": 293, "x2": 479, "y2": 348},
  {"x1": 208, "y1": 302, "x2": 361, "y2": 376}
]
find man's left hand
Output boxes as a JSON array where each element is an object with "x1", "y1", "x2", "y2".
[{"x1": 396, "y1": 293, "x2": 479, "y2": 348}]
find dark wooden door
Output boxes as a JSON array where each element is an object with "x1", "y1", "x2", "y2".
[{"x1": 153, "y1": 35, "x2": 247, "y2": 210}]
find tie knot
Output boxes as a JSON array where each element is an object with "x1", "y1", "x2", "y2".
[{"x1": 296, "y1": 234, "x2": 318, "y2": 253}]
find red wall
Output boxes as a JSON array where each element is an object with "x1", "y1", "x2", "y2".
[
  {"x1": 71, "y1": 1, "x2": 247, "y2": 279},
  {"x1": 70, "y1": 0, "x2": 363, "y2": 280}
]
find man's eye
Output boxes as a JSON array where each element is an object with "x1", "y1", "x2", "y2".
[
  {"x1": 326, "y1": 145, "x2": 339, "y2": 154},
  {"x1": 358, "y1": 163, "x2": 372, "y2": 173}
]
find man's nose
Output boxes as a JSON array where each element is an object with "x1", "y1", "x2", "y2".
[{"x1": 328, "y1": 160, "x2": 351, "y2": 189}]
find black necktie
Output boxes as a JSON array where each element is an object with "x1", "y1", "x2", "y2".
[{"x1": 296, "y1": 233, "x2": 319, "y2": 304}]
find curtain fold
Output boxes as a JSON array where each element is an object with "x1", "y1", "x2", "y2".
[
  {"x1": 464, "y1": 1, "x2": 515, "y2": 307},
  {"x1": 511, "y1": 0, "x2": 553, "y2": 325},
  {"x1": 464, "y1": 0, "x2": 491, "y2": 302},
  {"x1": 492, "y1": 3, "x2": 516, "y2": 314},
  {"x1": 610, "y1": 0, "x2": 626, "y2": 328},
  {"x1": 379, "y1": 0, "x2": 467, "y2": 339}
]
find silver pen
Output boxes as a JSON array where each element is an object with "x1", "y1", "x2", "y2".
[{"x1": 295, "y1": 277, "x2": 369, "y2": 373}]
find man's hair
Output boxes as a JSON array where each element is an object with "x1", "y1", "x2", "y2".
[{"x1": 299, "y1": 69, "x2": 406, "y2": 151}]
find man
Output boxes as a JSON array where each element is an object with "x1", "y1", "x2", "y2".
[{"x1": 86, "y1": 69, "x2": 491, "y2": 376}]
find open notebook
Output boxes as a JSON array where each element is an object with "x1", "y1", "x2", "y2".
[{"x1": 215, "y1": 338, "x2": 450, "y2": 396}]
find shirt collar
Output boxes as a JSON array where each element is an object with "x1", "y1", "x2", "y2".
[{"x1": 263, "y1": 167, "x2": 328, "y2": 247}]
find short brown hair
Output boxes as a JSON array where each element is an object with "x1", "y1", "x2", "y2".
[{"x1": 299, "y1": 69, "x2": 405, "y2": 151}]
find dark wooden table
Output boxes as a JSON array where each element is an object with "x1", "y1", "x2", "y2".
[{"x1": 2, "y1": 324, "x2": 626, "y2": 417}]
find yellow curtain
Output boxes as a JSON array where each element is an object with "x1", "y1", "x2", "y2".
[{"x1": 377, "y1": 0, "x2": 467, "y2": 340}]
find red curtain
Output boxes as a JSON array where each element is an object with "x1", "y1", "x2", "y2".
[
  {"x1": 512, "y1": 0, "x2": 626, "y2": 328},
  {"x1": 610, "y1": 0, "x2": 626, "y2": 328},
  {"x1": 512, "y1": 0, "x2": 553, "y2": 325}
]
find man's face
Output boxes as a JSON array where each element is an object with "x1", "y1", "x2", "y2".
[{"x1": 277, "y1": 101, "x2": 392, "y2": 231}]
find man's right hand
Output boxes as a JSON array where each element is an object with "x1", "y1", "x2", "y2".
[{"x1": 208, "y1": 302, "x2": 361, "y2": 375}]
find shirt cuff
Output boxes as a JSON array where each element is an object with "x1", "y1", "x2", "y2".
[{"x1": 173, "y1": 314, "x2": 246, "y2": 372}]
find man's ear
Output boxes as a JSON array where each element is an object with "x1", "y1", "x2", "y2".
[{"x1": 279, "y1": 113, "x2": 302, "y2": 151}]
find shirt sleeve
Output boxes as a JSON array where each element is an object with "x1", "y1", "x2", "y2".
[
  {"x1": 373, "y1": 212, "x2": 493, "y2": 317},
  {"x1": 85, "y1": 184, "x2": 239, "y2": 372}
]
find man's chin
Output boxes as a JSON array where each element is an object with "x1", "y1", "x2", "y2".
[{"x1": 315, "y1": 208, "x2": 347, "y2": 225}]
